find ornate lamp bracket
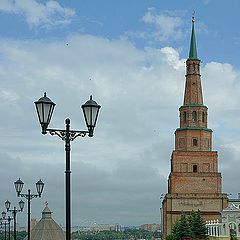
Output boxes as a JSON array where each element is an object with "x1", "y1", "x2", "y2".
[{"x1": 48, "y1": 129, "x2": 88, "y2": 141}]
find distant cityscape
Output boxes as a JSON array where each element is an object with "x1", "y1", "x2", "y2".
[{"x1": 16, "y1": 221, "x2": 160, "y2": 233}]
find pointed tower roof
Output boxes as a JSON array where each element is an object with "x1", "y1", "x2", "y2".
[
  {"x1": 188, "y1": 15, "x2": 198, "y2": 60},
  {"x1": 182, "y1": 15, "x2": 203, "y2": 106},
  {"x1": 25, "y1": 202, "x2": 65, "y2": 240}
]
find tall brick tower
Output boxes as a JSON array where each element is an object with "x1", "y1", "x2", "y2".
[{"x1": 161, "y1": 17, "x2": 228, "y2": 239}]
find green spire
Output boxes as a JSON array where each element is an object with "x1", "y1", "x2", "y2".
[{"x1": 188, "y1": 16, "x2": 198, "y2": 60}]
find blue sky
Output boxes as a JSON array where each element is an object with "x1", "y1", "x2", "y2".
[
  {"x1": 1, "y1": 0, "x2": 240, "y2": 65},
  {"x1": 0, "y1": 0, "x2": 240, "y2": 228}
]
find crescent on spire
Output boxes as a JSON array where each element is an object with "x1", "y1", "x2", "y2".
[{"x1": 192, "y1": 10, "x2": 195, "y2": 23}]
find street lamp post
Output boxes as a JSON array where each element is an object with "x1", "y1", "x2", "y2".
[
  {"x1": 0, "y1": 218, "x2": 7, "y2": 240},
  {"x1": 0, "y1": 227, "x2": 3, "y2": 240},
  {"x1": 1, "y1": 220, "x2": 7, "y2": 240},
  {"x1": 34, "y1": 93, "x2": 101, "y2": 240},
  {"x1": 1, "y1": 212, "x2": 12, "y2": 240},
  {"x1": 5, "y1": 200, "x2": 25, "y2": 240},
  {"x1": 14, "y1": 179, "x2": 44, "y2": 240}
]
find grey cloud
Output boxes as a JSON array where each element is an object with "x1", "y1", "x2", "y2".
[{"x1": 0, "y1": 34, "x2": 239, "y2": 227}]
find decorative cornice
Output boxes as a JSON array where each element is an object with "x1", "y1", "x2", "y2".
[
  {"x1": 175, "y1": 127, "x2": 212, "y2": 132},
  {"x1": 179, "y1": 104, "x2": 208, "y2": 108}
]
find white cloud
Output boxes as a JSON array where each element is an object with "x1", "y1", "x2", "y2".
[
  {"x1": 0, "y1": 0, "x2": 75, "y2": 28},
  {"x1": 161, "y1": 47, "x2": 185, "y2": 69},
  {"x1": 0, "y1": 89, "x2": 18, "y2": 101},
  {"x1": 0, "y1": 33, "x2": 240, "y2": 226},
  {"x1": 142, "y1": 9, "x2": 184, "y2": 42}
]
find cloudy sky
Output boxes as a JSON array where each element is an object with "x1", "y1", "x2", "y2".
[{"x1": 0, "y1": 0, "x2": 240, "y2": 228}]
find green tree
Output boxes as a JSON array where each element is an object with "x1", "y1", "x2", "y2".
[
  {"x1": 172, "y1": 218, "x2": 179, "y2": 238},
  {"x1": 171, "y1": 210, "x2": 208, "y2": 240},
  {"x1": 72, "y1": 229, "x2": 157, "y2": 240},
  {"x1": 174, "y1": 213, "x2": 192, "y2": 240},
  {"x1": 188, "y1": 210, "x2": 208, "y2": 239},
  {"x1": 166, "y1": 234, "x2": 175, "y2": 240}
]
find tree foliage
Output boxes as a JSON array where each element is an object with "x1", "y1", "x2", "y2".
[
  {"x1": 168, "y1": 210, "x2": 208, "y2": 240},
  {"x1": 72, "y1": 229, "x2": 161, "y2": 240},
  {"x1": 188, "y1": 210, "x2": 208, "y2": 239},
  {"x1": 174, "y1": 213, "x2": 192, "y2": 240}
]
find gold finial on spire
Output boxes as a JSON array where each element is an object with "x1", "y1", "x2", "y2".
[{"x1": 192, "y1": 10, "x2": 195, "y2": 23}]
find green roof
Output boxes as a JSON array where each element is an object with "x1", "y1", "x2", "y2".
[
  {"x1": 188, "y1": 17, "x2": 198, "y2": 60},
  {"x1": 179, "y1": 104, "x2": 208, "y2": 108},
  {"x1": 175, "y1": 127, "x2": 212, "y2": 132}
]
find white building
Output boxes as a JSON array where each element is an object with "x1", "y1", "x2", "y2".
[{"x1": 207, "y1": 198, "x2": 240, "y2": 238}]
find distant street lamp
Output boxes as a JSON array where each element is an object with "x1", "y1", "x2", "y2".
[
  {"x1": 1, "y1": 212, "x2": 13, "y2": 240},
  {"x1": 0, "y1": 228, "x2": 3, "y2": 240},
  {"x1": 5, "y1": 200, "x2": 25, "y2": 240},
  {"x1": 14, "y1": 178, "x2": 44, "y2": 240},
  {"x1": 0, "y1": 216, "x2": 7, "y2": 240},
  {"x1": 34, "y1": 93, "x2": 101, "y2": 240}
]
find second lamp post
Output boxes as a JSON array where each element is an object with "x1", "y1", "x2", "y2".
[
  {"x1": 1, "y1": 211, "x2": 12, "y2": 240},
  {"x1": 5, "y1": 200, "x2": 24, "y2": 240},
  {"x1": 14, "y1": 179, "x2": 44, "y2": 240},
  {"x1": 34, "y1": 93, "x2": 101, "y2": 240}
]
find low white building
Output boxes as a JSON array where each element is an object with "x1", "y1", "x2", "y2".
[{"x1": 207, "y1": 198, "x2": 240, "y2": 238}]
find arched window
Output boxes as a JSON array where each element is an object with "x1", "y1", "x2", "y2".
[
  {"x1": 183, "y1": 112, "x2": 187, "y2": 123},
  {"x1": 192, "y1": 111, "x2": 197, "y2": 122},
  {"x1": 193, "y1": 165, "x2": 198, "y2": 172},
  {"x1": 202, "y1": 112, "x2": 205, "y2": 123}
]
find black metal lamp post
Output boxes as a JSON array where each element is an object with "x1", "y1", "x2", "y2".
[
  {"x1": 14, "y1": 179, "x2": 44, "y2": 240},
  {"x1": 34, "y1": 93, "x2": 101, "y2": 240},
  {"x1": 5, "y1": 200, "x2": 24, "y2": 240},
  {"x1": 0, "y1": 227, "x2": 3, "y2": 240},
  {"x1": 0, "y1": 219, "x2": 7, "y2": 240},
  {"x1": 0, "y1": 216, "x2": 7, "y2": 240},
  {"x1": 1, "y1": 212, "x2": 12, "y2": 240}
]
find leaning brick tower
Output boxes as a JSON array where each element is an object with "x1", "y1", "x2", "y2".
[{"x1": 161, "y1": 17, "x2": 228, "y2": 239}]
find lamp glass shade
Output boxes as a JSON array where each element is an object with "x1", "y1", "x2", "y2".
[
  {"x1": 1, "y1": 212, "x2": 6, "y2": 219},
  {"x1": 36, "y1": 179, "x2": 44, "y2": 197},
  {"x1": 81, "y1": 96, "x2": 101, "y2": 132},
  {"x1": 19, "y1": 200, "x2": 25, "y2": 211},
  {"x1": 5, "y1": 200, "x2": 10, "y2": 211},
  {"x1": 34, "y1": 92, "x2": 55, "y2": 133},
  {"x1": 14, "y1": 178, "x2": 24, "y2": 195}
]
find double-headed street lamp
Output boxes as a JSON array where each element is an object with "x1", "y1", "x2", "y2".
[
  {"x1": 1, "y1": 212, "x2": 12, "y2": 240},
  {"x1": 34, "y1": 93, "x2": 101, "y2": 240},
  {"x1": 14, "y1": 179, "x2": 44, "y2": 240},
  {"x1": 5, "y1": 200, "x2": 24, "y2": 240}
]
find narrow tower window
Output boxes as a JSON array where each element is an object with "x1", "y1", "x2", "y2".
[
  {"x1": 193, "y1": 165, "x2": 198, "y2": 173},
  {"x1": 193, "y1": 138, "x2": 198, "y2": 146},
  {"x1": 192, "y1": 64, "x2": 195, "y2": 72},
  {"x1": 183, "y1": 111, "x2": 187, "y2": 123},
  {"x1": 202, "y1": 112, "x2": 205, "y2": 122},
  {"x1": 192, "y1": 111, "x2": 197, "y2": 122}
]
